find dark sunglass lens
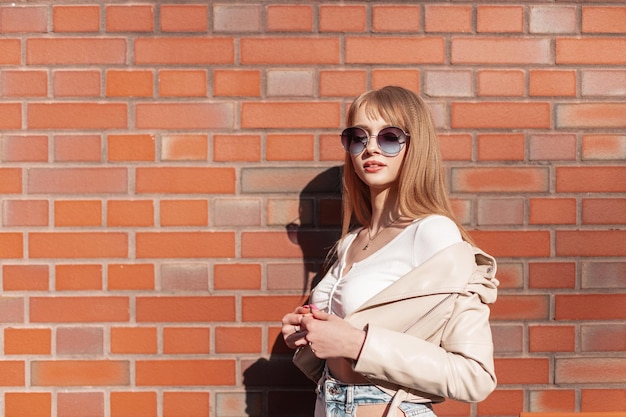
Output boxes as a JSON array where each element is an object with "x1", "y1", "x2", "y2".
[
  {"x1": 341, "y1": 127, "x2": 367, "y2": 154},
  {"x1": 377, "y1": 127, "x2": 405, "y2": 155}
]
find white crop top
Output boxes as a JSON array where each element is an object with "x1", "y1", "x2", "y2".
[{"x1": 310, "y1": 215, "x2": 462, "y2": 318}]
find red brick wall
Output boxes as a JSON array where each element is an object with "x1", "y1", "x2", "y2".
[{"x1": 0, "y1": 2, "x2": 625, "y2": 417}]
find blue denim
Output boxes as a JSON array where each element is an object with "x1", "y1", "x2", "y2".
[{"x1": 315, "y1": 373, "x2": 437, "y2": 417}]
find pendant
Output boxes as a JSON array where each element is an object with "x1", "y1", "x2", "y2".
[{"x1": 363, "y1": 241, "x2": 371, "y2": 250}]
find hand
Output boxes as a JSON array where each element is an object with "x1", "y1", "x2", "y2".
[
  {"x1": 300, "y1": 309, "x2": 366, "y2": 360},
  {"x1": 280, "y1": 305, "x2": 315, "y2": 349}
]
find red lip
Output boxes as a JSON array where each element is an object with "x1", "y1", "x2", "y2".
[{"x1": 363, "y1": 160, "x2": 386, "y2": 172}]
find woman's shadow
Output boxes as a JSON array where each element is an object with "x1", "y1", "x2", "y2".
[{"x1": 242, "y1": 166, "x2": 343, "y2": 417}]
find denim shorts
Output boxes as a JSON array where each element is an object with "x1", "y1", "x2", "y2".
[{"x1": 315, "y1": 373, "x2": 436, "y2": 417}]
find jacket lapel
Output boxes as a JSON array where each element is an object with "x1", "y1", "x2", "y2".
[{"x1": 350, "y1": 242, "x2": 477, "y2": 313}]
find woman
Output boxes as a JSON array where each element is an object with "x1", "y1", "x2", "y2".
[{"x1": 281, "y1": 86, "x2": 499, "y2": 417}]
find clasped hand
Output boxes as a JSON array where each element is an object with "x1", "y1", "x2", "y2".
[{"x1": 281, "y1": 305, "x2": 366, "y2": 360}]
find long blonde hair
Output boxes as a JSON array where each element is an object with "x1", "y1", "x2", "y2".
[{"x1": 340, "y1": 86, "x2": 473, "y2": 243}]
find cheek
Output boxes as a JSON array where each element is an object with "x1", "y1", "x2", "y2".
[
  {"x1": 350, "y1": 156, "x2": 365, "y2": 178},
  {"x1": 390, "y1": 162, "x2": 402, "y2": 181}
]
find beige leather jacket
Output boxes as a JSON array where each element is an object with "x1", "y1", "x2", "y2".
[{"x1": 343, "y1": 241, "x2": 499, "y2": 413}]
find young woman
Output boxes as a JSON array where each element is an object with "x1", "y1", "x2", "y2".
[{"x1": 281, "y1": 86, "x2": 499, "y2": 417}]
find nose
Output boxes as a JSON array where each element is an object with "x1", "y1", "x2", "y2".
[{"x1": 364, "y1": 133, "x2": 380, "y2": 154}]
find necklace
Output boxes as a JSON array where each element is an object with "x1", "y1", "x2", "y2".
[{"x1": 362, "y1": 216, "x2": 401, "y2": 250}]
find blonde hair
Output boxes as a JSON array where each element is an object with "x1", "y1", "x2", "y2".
[{"x1": 340, "y1": 86, "x2": 474, "y2": 243}]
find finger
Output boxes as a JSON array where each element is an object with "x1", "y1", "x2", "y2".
[
  {"x1": 300, "y1": 314, "x2": 314, "y2": 328},
  {"x1": 282, "y1": 321, "x2": 306, "y2": 334},
  {"x1": 281, "y1": 313, "x2": 297, "y2": 325},
  {"x1": 311, "y1": 309, "x2": 331, "y2": 320},
  {"x1": 282, "y1": 313, "x2": 304, "y2": 326},
  {"x1": 295, "y1": 306, "x2": 311, "y2": 315},
  {"x1": 285, "y1": 330, "x2": 309, "y2": 349},
  {"x1": 294, "y1": 336, "x2": 309, "y2": 347}
]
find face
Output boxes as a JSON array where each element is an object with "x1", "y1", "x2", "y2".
[{"x1": 348, "y1": 106, "x2": 407, "y2": 191}]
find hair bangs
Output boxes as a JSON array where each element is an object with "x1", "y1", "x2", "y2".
[{"x1": 348, "y1": 91, "x2": 408, "y2": 131}]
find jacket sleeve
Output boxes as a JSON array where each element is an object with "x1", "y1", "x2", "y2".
[{"x1": 351, "y1": 291, "x2": 497, "y2": 402}]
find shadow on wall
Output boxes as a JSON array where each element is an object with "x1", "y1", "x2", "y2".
[{"x1": 243, "y1": 166, "x2": 343, "y2": 417}]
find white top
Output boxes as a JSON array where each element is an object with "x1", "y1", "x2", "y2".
[{"x1": 310, "y1": 215, "x2": 463, "y2": 318}]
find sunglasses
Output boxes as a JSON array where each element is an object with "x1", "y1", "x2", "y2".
[{"x1": 341, "y1": 126, "x2": 409, "y2": 156}]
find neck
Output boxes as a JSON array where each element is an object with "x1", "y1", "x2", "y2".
[
  {"x1": 363, "y1": 212, "x2": 402, "y2": 250},
  {"x1": 369, "y1": 188, "x2": 399, "y2": 235}
]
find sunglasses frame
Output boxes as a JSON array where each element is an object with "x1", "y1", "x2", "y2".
[{"x1": 341, "y1": 126, "x2": 410, "y2": 157}]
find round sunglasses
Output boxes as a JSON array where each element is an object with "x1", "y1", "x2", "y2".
[{"x1": 341, "y1": 126, "x2": 409, "y2": 156}]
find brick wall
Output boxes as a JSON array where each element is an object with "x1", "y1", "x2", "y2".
[{"x1": 0, "y1": 1, "x2": 624, "y2": 417}]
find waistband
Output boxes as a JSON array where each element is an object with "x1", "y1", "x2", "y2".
[
  {"x1": 319, "y1": 373, "x2": 391, "y2": 405},
  {"x1": 317, "y1": 369, "x2": 435, "y2": 417}
]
